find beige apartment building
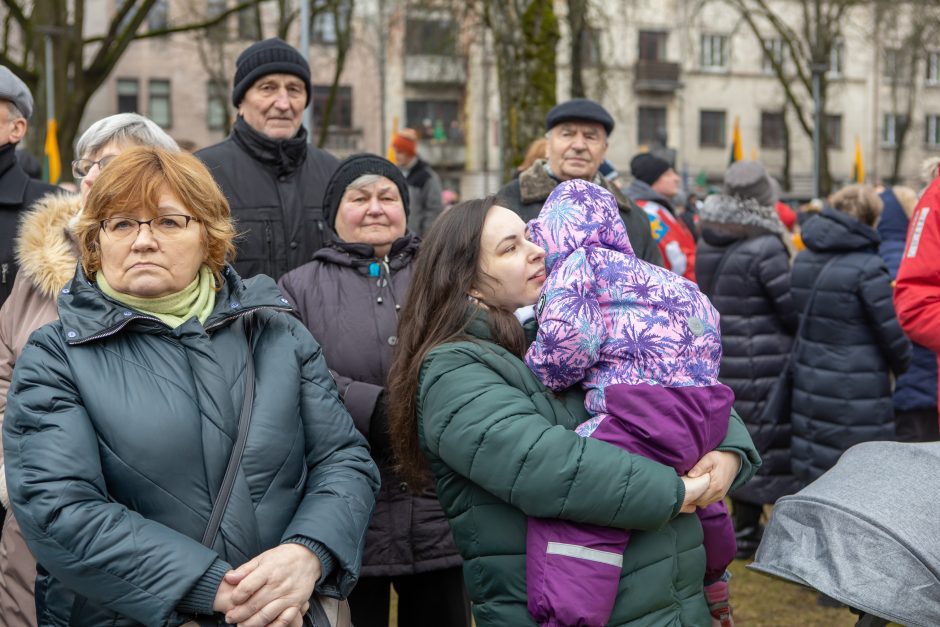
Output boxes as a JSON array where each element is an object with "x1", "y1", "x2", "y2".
[{"x1": 81, "y1": 0, "x2": 940, "y2": 198}]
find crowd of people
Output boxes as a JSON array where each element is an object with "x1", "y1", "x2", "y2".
[{"x1": 0, "y1": 33, "x2": 935, "y2": 627}]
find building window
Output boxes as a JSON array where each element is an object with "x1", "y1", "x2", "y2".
[
  {"x1": 828, "y1": 41, "x2": 844, "y2": 77},
  {"x1": 405, "y1": 99, "x2": 460, "y2": 141},
  {"x1": 699, "y1": 110, "x2": 726, "y2": 147},
  {"x1": 117, "y1": 78, "x2": 139, "y2": 114},
  {"x1": 313, "y1": 85, "x2": 353, "y2": 129},
  {"x1": 927, "y1": 52, "x2": 940, "y2": 85},
  {"x1": 148, "y1": 79, "x2": 172, "y2": 128},
  {"x1": 148, "y1": 0, "x2": 168, "y2": 31},
  {"x1": 207, "y1": 81, "x2": 227, "y2": 130},
  {"x1": 700, "y1": 34, "x2": 727, "y2": 70},
  {"x1": 405, "y1": 18, "x2": 458, "y2": 56},
  {"x1": 883, "y1": 47, "x2": 908, "y2": 81},
  {"x1": 760, "y1": 111, "x2": 785, "y2": 149},
  {"x1": 882, "y1": 113, "x2": 908, "y2": 147},
  {"x1": 637, "y1": 106, "x2": 667, "y2": 147},
  {"x1": 826, "y1": 114, "x2": 842, "y2": 149},
  {"x1": 762, "y1": 39, "x2": 785, "y2": 74},
  {"x1": 638, "y1": 30, "x2": 668, "y2": 62},
  {"x1": 312, "y1": 10, "x2": 337, "y2": 44},
  {"x1": 926, "y1": 114, "x2": 940, "y2": 146},
  {"x1": 237, "y1": 5, "x2": 261, "y2": 40},
  {"x1": 207, "y1": 0, "x2": 227, "y2": 41}
]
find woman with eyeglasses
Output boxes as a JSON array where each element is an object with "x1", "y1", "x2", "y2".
[
  {"x1": 2, "y1": 146, "x2": 379, "y2": 626},
  {"x1": 0, "y1": 113, "x2": 178, "y2": 626}
]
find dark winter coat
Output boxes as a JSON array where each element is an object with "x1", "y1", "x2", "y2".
[
  {"x1": 3, "y1": 265, "x2": 380, "y2": 626},
  {"x1": 417, "y1": 311, "x2": 760, "y2": 627},
  {"x1": 790, "y1": 207, "x2": 912, "y2": 484},
  {"x1": 498, "y1": 159, "x2": 663, "y2": 267},
  {"x1": 278, "y1": 233, "x2": 462, "y2": 578},
  {"x1": 696, "y1": 194, "x2": 799, "y2": 504},
  {"x1": 0, "y1": 143, "x2": 57, "y2": 308},
  {"x1": 196, "y1": 117, "x2": 339, "y2": 281},
  {"x1": 403, "y1": 158, "x2": 444, "y2": 236},
  {"x1": 877, "y1": 188, "x2": 937, "y2": 413}
]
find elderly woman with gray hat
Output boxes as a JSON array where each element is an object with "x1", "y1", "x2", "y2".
[
  {"x1": 694, "y1": 161, "x2": 799, "y2": 560},
  {"x1": 277, "y1": 154, "x2": 470, "y2": 627}
]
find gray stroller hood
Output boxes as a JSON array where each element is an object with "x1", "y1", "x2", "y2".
[{"x1": 750, "y1": 441, "x2": 940, "y2": 627}]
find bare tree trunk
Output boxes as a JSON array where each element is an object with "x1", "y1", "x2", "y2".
[
  {"x1": 567, "y1": 0, "x2": 587, "y2": 98},
  {"x1": 484, "y1": 0, "x2": 559, "y2": 182},
  {"x1": 317, "y1": 0, "x2": 355, "y2": 148}
]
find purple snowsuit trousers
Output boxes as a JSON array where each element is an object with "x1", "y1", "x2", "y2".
[{"x1": 527, "y1": 382, "x2": 737, "y2": 627}]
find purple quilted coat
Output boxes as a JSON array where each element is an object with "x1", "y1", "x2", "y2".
[{"x1": 524, "y1": 180, "x2": 737, "y2": 626}]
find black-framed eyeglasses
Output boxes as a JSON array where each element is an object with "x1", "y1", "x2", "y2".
[
  {"x1": 72, "y1": 154, "x2": 119, "y2": 178},
  {"x1": 99, "y1": 215, "x2": 200, "y2": 241}
]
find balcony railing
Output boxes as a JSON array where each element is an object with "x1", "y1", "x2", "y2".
[
  {"x1": 420, "y1": 141, "x2": 466, "y2": 167},
  {"x1": 404, "y1": 55, "x2": 466, "y2": 85},
  {"x1": 634, "y1": 60, "x2": 681, "y2": 93},
  {"x1": 319, "y1": 128, "x2": 363, "y2": 157}
]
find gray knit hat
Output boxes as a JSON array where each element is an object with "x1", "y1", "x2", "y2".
[
  {"x1": 0, "y1": 66, "x2": 33, "y2": 119},
  {"x1": 232, "y1": 38, "x2": 311, "y2": 107},
  {"x1": 723, "y1": 161, "x2": 777, "y2": 207}
]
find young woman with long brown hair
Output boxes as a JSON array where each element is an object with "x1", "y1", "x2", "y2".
[{"x1": 387, "y1": 196, "x2": 760, "y2": 627}]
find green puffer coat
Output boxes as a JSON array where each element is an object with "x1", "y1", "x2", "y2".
[
  {"x1": 4, "y1": 265, "x2": 380, "y2": 626},
  {"x1": 417, "y1": 315, "x2": 760, "y2": 627}
]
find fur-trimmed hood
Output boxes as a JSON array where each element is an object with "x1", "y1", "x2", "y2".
[
  {"x1": 14, "y1": 191, "x2": 80, "y2": 299},
  {"x1": 519, "y1": 159, "x2": 627, "y2": 210},
  {"x1": 700, "y1": 194, "x2": 787, "y2": 238}
]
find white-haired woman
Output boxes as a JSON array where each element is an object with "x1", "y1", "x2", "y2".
[{"x1": 0, "y1": 113, "x2": 178, "y2": 626}]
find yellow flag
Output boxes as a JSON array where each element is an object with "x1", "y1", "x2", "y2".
[
  {"x1": 729, "y1": 116, "x2": 743, "y2": 164},
  {"x1": 386, "y1": 116, "x2": 399, "y2": 164},
  {"x1": 852, "y1": 136, "x2": 865, "y2": 183},
  {"x1": 43, "y1": 119, "x2": 61, "y2": 184}
]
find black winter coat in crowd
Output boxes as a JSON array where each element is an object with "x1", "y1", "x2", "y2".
[
  {"x1": 0, "y1": 143, "x2": 57, "y2": 308},
  {"x1": 278, "y1": 233, "x2": 463, "y2": 578},
  {"x1": 696, "y1": 195, "x2": 799, "y2": 504},
  {"x1": 4, "y1": 265, "x2": 379, "y2": 626},
  {"x1": 196, "y1": 117, "x2": 339, "y2": 281},
  {"x1": 790, "y1": 207, "x2": 912, "y2": 484}
]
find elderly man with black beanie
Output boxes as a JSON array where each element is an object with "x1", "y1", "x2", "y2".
[
  {"x1": 197, "y1": 38, "x2": 339, "y2": 281},
  {"x1": 626, "y1": 152, "x2": 697, "y2": 281},
  {"x1": 278, "y1": 154, "x2": 470, "y2": 627},
  {"x1": 498, "y1": 98, "x2": 662, "y2": 266}
]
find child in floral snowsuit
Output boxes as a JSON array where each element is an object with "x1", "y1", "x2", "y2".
[{"x1": 524, "y1": 179, "x2": 737, "y2": 627}]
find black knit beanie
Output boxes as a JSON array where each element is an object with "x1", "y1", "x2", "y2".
[
  {"x1": 630, "y1": 153, "x2": 671, "y2": 186},
  {"x1": 323, "y1": 154, "x2": 411, "y2": 229},
  {"x1": 232, "y1": 38, "x2": 311, "y2": 107}
]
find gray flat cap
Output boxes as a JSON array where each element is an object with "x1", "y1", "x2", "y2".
[{"x1": 0, "y1": 66, "x2": 32, "y2": 119}]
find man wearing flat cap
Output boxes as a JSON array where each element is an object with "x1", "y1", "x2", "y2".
[
  {"x1": 0, "y1": 66, "x2": 56, "y2": 309},
  {"x1": 498, "y1": 98, "x2": 662, "y2": 266},
  {"x1": 197, "y1": 38, "x2": 339, "y2": 281}
]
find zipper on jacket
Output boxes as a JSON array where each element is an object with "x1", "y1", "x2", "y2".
[{"x1": 1, "y1": 263, "x2": 7, "y2": 284}]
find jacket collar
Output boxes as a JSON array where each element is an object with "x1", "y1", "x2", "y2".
[
  {"x1": 518, "y1": 159, "x2": 630, "y2": 213},
  {"x1": 57, "y1": 264, "x2": 292, "y2": 345},
  {"x1": 312, "y1": 232, "x2": 420, "y2": 275},
  {"x1": 0, "y1": 143, "x2": 29, "y2": 205},
  {"x1": 625, "y1": 179, "x2": 674, "y2": 212},
  {"x1": 15, "y1": 191, "x2": 80, "y2": 299},
  {"x1": 801, "y1": 206, "x2": 881, "y2": 253},
  {"x1": 231, "y1": 116, "x2": 309, "y2": 177}
]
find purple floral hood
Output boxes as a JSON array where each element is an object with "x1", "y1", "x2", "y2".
[{"x1": 529, "y1": 179, "x2": 635, "y2": 275}]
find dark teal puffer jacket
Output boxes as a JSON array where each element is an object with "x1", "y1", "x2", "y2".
[
  {"x1": 417, "y1": 314, "x2": 760, "y2": 627},
  {"x1": 3, "y1": 265, "x2": 380, "y2": 626}
]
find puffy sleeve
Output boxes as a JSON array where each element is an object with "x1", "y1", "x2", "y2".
[
  {"x1": 279, "y1": 322, "x2": 380, "y2": 597},
  {"x1": 860, "y1": 257, "x2": 912, "y2": 376},
  {"x1": 418, "y1": 345, "x2": 686, "y2": 530}
]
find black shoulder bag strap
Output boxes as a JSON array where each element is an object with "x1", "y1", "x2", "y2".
[
  {"x1": 784, "y1": 255, "x2": 840, "y2": 375},
  {"x1": 703, "y1": 239, "x2": 746, "y2": 297},
  {"x1": 202, "y1": 314, "x2": 255, "y2": 548}
]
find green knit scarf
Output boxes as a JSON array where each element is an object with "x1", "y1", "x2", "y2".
[{"x1": 98, "y1": 264, "x2": 217, "y2": 328}]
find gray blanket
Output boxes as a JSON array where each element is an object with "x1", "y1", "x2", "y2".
[{"x1": 750, "y1": 441, "x2": 940, "y2": 627}]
